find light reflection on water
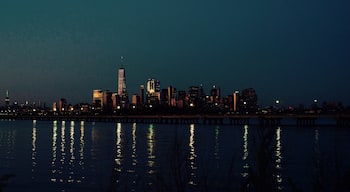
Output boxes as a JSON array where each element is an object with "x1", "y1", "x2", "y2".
[
  {"x1": 69, "y1": 121, "x2": 75, "y2": 165},
  {"x1": 214, "y1": 125, "x2": 220, "y2": 160},
  {"x1": 147, "y1": 123, "x2": 156, "y2": 187},
  {"x1": 51, "y1": 120, "x2": 58, "y2": 183},
  {"x1": 115, "y1": 122, "x2": 123, "y2": 173},
  {"x1": 68, "y1": 121, "x2": 75, "y2": 183},
  {"x1": 31, "y1": 120, "x2": 37, "y2": 179},
  {"x1": 132, "y1": 123, "x2": 137, "y2": 168},
  {"x1": 242, "y1": 125, "x2": 249, "y2": 179},
  {"x1": 0, "y1": 121, "x2": 349, "y2": 191},
  {"x1": 0, "y1": 126, "x2": 16, "y2": 170},
  {"x1": 131, "y1": 123, "x2": 138, "y2": 191},
  {"x1": 313, "y1": 128, "x2": 321, "y2": 189},
  {"x1": 50, "y1": 121, "x2": 86, "y2": 185},
  {"x1": 276, "y1": 127, "x2": 283, "y2": 190},
  {"x1": 61, "y1": 121, "x2": 66, "y2": 170},
  {"x1": 79, "y1": 121, "x2": 85, "y2": 169},
  {"x1": 188, "y1": 124, "x2": 197, "y2": 186}
]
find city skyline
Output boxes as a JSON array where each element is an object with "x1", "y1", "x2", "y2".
[
  {"x1": 1, "y1": 63, "x2": 350, "y2": 108},
  {"x1": 1, "y1": 72, "x2": 348, "y2": 110},
  {"x1": 1, "y1": 0, "x2": 349, "y2": 106}
]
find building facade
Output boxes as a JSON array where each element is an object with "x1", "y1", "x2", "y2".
[
  {"x1": 117, "y1": 67, "x2": 127, "y2": 96},
  {"x1": 233, "y1": 90, "x2": 240, "y2": 112},
  {"x1": 146, "y1": 78, "x2": 161, "y2": 105},
  {"x1": 92, "y1": 89, "x2": 104, "y2": 111}
]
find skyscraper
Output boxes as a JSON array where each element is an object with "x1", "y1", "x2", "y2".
[
  {"x1": 117, "y1": 57, "x2": 129, "y2": 109},
  {"x1": 118, "y1": 67, "x2": 127, "y2": 96},
  {"x1": 233, "y1": 90, "x2": 240, "y2": 112},
  {"x1": 168, "y1": 86, "x2": 177, "y2": 107},
  {"x1": 210, "y1": 85, "x2": 221, "y2": 104},
  {"x1": 140, "y1": 84, "x2": 145, "y2": 105}
]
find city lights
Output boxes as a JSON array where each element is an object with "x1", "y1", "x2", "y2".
[{"x1": 0, "y1": 65, "x2": 348, "y2": 117}]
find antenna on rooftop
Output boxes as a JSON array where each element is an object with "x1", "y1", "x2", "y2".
[{"x1": 5, "y1": 90, "x2": 10, "y2": 107}]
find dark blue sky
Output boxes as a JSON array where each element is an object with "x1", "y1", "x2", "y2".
[{"x1": 1, "y1": 0, "x2": 349, "y2": 106}]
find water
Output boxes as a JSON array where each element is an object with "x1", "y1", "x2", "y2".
[{"x1": 1, "y1": 120, "x2": 350, "y2": 191}]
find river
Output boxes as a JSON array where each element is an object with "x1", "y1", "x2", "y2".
[{"x1": 0, "y1": 120, "x2": 350, "y2": 191}]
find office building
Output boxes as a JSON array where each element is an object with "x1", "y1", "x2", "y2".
[
  {"x1": 177, "y1": 90, "x2": 186, "y2": 109},
  {"x1": 187, "y1": 86, "x2": 200, "y2": 107},
  {"x1": 210, "y1": 85, "x2": 221, "y2": 105},
  {"x1": 147, "y1": 78, "x2": 160, "y2": 94},
  {"x1": 233, "y1": 90, "x2": 240, "y2": 112},
  {"x1": 103, "y1": 90, "x2": 113, "y2": 113},
  {"x1": 112, "y1": 93, "x2": 118, "y2": 110},
  {"x1": 140, "y1": 84, "x2": 145, "y2": 105},
  {"x1": 224, "y1": 95, "x2": 233, "y2": 111},
  {"x1": 240, "y1": 88, "x2": 258, "y2": 113},
  {"x1": 117, "y1": 66, "x2": 129, "y2": 109},
  {"x1": 59, "y1": 98, "x2": 67, "y2": 113},
  {"x1": 118, "y1": 67, "x2": 127, "y2": 96},
  {"x1": 161, "y1": 89, "x2": 168, "y2": 105},
  {"x1": 131, "y1": 94, "x2": 141, "y2": 108},
  {"x1": 92, "y1": 89, "x2": 104, "y2": 111},
  {"x1": 168, "y1": 86, "x2": 177, "y2": 107},
  {"x1": 146, "y1": 78, "x2": 161, "y2": 105}
]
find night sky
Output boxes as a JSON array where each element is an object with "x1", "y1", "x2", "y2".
[{"x1": 1, "y1": 0, "x2": 349, "y2": 106}]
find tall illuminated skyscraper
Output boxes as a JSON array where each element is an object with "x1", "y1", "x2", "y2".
[
  {"x1": 117, "y1": 56, "x2": 127, "y2": 95},
  {"x1": 117, "y1": 56, "x2": 129, "y2": 108},
  {"x1": 118, "y1": 67, "x2": 127, "y2": 96}
]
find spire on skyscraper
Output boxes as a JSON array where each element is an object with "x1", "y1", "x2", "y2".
[{"x1": 120, "y1": 56, "x2": 124, "y2": 68}]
